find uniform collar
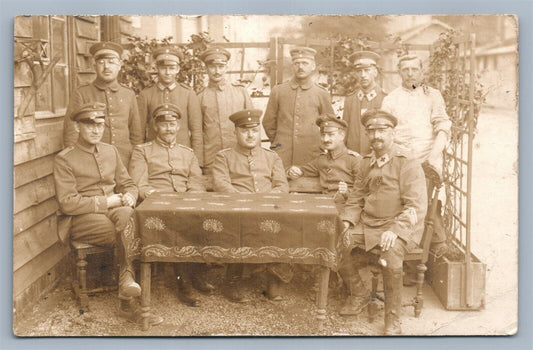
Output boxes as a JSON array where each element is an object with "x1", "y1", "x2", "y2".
[
  {"x1": 208, "y1": 79, "x2": 227, "y2": 91},
  {"x1": 368, "y1": 145, "x2": 398, "y2": 168},
  {"x1": 157, "y1": 82, "x2": 177, "y2": 91},
  {"x1": 93, "y1": 79, "x2": 120, "y2": 92},
  {"x1": 75, "y1": 141, "x2": 100, "y2": 154},
  {"x1": 326, "y1": 145, "x2": 347, "y2": 160},
  {"x1": 289, "y1": 77, "x2": 313, "y2": 90},
  {"x1": 357, "y1": 88, "x2": 377, "y2": 101},
  {"x1": 155, "y1": 136, "x2": 177, "y2": 148},
  {"x1": 234, "y1": 143, "x2": 260, "y2": 156}
]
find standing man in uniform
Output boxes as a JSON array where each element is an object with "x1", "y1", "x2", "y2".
[
  {"x1": 198, "y1": 46, "x2": 254, "y2": 172},
  {"x1": 63, "y1": 42, "x2": 143, "y2": 168},
  {"x1": 54, "y1": 103, "x2": 161, "y2": 326},
  {"x1": 287, "y1": 114, "x2": 361, "y2": 210},
  {"x1": 137, "y1": 46, "x2": 203, "y2": 166},
  {"x1": 338, "y1": 109, "x2": 427, "y2": 335},
  {"x1": 342, "y1": 51, "x2": 387, "y2": 155},
  {"x1": 262, "y1": 46, "x2": 334, "y2": 168},
  {"x1": 129, "y1": 103, "x2": 213, "y2": 307},
  {"x1": 381, "y1": 54, "x2": 451, "y2": 254},
  {"x1": 212, "y1": 109, "x2": 289, "y2": 302}
]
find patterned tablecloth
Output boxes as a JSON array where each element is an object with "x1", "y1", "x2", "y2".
[{"x1": 128, "y1": 192, "x2": 342, "y2": 269}]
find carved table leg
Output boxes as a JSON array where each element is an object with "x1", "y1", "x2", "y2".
[
  {"x1": 140, "y1": 262, "x2": 152, "y2": 331},
  {"x1": 315, "y1": 266, "x2": 330, "y2": 332}
]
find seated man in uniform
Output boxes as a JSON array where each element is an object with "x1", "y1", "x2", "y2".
[
  {"x1": 129, "y1": 103, "x2": 214, "y2": 307},
  {"x1": 286, "y1": 114, "x2": 361, "y2": 210},
  {"x1": 54, "y1": 103, "x2": 161, "y2": 326},
  {"x1": 212, "y1": 109, "x2": 290, "y2": 302},
  {"x1": 338, "y1": 109, "x2": 427, "y2": 335}
]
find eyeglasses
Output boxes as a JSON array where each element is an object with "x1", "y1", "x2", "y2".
[{"x1": 95, "y1": 58, "x2": 120, "y2": 66}]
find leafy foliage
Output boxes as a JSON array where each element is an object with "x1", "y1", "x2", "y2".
[
  {"x1": 427, "y1": 29, "x2": 485, "y2": 137},
  {"x1": 119, "y1": 33, "x2": 213, "y2": 94}
]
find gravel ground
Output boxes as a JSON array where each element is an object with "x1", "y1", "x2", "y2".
[{"x1": 14, "y1": 264, "x2": 391, "y2": 336}]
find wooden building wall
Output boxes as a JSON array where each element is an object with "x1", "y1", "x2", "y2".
[{"x1": 13, "y1": 15, "x2": 101, "y2": 318}]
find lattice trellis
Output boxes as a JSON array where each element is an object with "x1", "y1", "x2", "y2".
[{"x1": 430, "y1": 34, "x2": 482, "y2": 308}]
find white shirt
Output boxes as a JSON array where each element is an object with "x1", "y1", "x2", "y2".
[{"x1": 381, "y1": 85, "x2": 451, "y2": 162}]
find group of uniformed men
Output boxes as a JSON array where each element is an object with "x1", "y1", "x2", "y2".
[{"x1": 53, "y1": 40, "x2": 450, "y2": 335}]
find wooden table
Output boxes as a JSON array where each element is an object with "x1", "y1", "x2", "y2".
[{"x1": 129, "y1": 191, "x2": 342, "y2": 331}]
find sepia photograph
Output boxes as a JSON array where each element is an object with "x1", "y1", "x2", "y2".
[{"x1": 12, "y1": 14, "x2": 518, "y2": 336}]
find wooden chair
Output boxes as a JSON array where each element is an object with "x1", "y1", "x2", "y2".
[
  {"x1": 368, "y1": 162, "x2": 442, "y2": 320},
  {"x1": 58, "y1": 212, "x2": 119, "y2": 312},
  {"x1": 70, "y1": 241, "x2": 118, "y2": 312}
]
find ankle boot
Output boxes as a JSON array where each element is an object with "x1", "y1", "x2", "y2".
[
  {"x1": 192, "y1": 264, "x2": 215, "y2": 293},
  {"x1": 383, "y1": 268, "x2": 403, "y2": 335},
  {"x1": 118, "y1": 298, "x2": 163, "y2": 326},
  {"x1": 266, "y1": 273, "x2": 284, "y2": 301},
  {"x1": 174, "y1": 264, "x2": 200, "y2": 307}
]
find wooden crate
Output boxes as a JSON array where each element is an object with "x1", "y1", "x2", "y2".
[{"x1": 426, "y1": 251, "x2": 486, "y2": 310}]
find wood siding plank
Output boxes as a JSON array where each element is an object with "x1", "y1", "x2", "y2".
[
  {"x1": 13, "y1": 215, "x2": 58, "y2": 271},
  {"x1": 14, "y1": 120, "x2": 63, "y2": 165},
  {"x1": 13, "y1": 175, "x2": 56, "y2": 214},
  {"x1": 14, "y1": 197, "x2": 58, "y2": 235},
  {"x1": 14, "y1": 154, "x2": 55, "y2": 188},
  {"x1": 13, "y1": 242, "x2": 69, "y2": 298}
]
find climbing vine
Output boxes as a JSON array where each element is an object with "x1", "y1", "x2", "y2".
[{"x1": 427, "y1": 29, "x2": 485, "y2": 138}]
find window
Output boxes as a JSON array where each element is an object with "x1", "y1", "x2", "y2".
[{"x1": 34, "y1": 16, "x2": 69, "y2": 119}]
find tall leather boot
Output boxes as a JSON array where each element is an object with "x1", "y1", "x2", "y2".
[
  {"x1": 174, "y1": 263, "x2": 200, "y2": 307},
  {"x1": 223, "y1": 264, "x2": 249, "y2": 303},
  {"x1": 383, "y1": 267, "x2": 403, "y2": 335},
  {"x1": 338, "y1": 261, "x2": 369, "y2": 316},
  {"x1": 117, "y1": 229, "x2": 141, "y2": 298}
]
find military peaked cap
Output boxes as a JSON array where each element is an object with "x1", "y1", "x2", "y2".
[
  {"x1": 290, "y1": 46, "x2": 317, "y2": 61},
  {"x1": 361, "y1": 109, "x2": 398, "y2": 129},
  {"x1": 89, "y1": 41, "x2": 123, "y2": 58},
  {"x1": 229, "y1": 109, "x2": 262, "y2": 128},
  {"x1": 200, "y1": 46, "x2": 231, "y2": 64},
  {"x1": 72, "y1": 102, "x2": 106, "y2": 123},
  {"x1": 316, "y1": 114, "x2": 348, "y2": 130},
  {"x1": 349, "y1": 51, "x2": 380, "y2": 69},
  {"x1": 152, "y1": 103, "x2": 182, "y2": 122},
  {"x1": 153, "y1": 46, "x2": 183, "y2": 65}
]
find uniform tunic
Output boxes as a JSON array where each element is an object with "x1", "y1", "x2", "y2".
[
  {"x1": 137, "y1": 82, "x2": 204, "y2": 165},
  {"x1": 340, "y1": 145, "x2": 427, "y2": 252},
  {"x1": 128, "y1": 137, "x2": 205, "y2": 199},
  {"x1": 342, "y1": 86, "x2": 387, "y2": 155},
  {"x1": 212, "y1": 144, "x2": 289, "y2": 194},
  {"x1": 381, "y1": 86, "x2": 451, "y2": 163},
  {"x1": 63, "y1": 81, "x2": 143, "y2": 168},
  {"x1": 300, "y1": 145, "x2": 361, "y2": 193},
  {"x1": 262, "y1": 78, "x2": 334, "y2": 168},
  {"x1": 198, "y1": 80, "x2": 254, "y2": 168},
  {"x1": 53, "y1": 142, "x2": 139, "y2": 245}
]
